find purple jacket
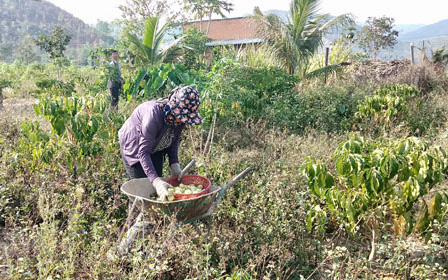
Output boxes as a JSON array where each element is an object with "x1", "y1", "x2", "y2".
[{"x1": 118, "y1": 101, "x2": 185, "y2": 182}]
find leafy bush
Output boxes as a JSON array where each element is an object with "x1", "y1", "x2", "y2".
[
  {"x1": 302, "y1": 134, "x2": 448, "y2": 241},
  {"x1": 198, "y1": 61, "x2": 297, "y2": 125},
  {"x1": 354, "y1": 83, "x2": 447, "y2": 136},
  {"x1": 355, "y1": 84, "x2": 419, "y2": 127},
  {"x1": 269, "y1": 85, "x2": 365, "y2": 133},
  {"x1": 35, "y1": 78, "x2": 76, "y2": 95},
  {"x1": 196, "y1": 60, "x2": 367, "y2": 134},
  {"x1": 406, "y1": 93, "x2": 448, "y2": 136},
  {"x1": 182, "y1": 27, "x2": 211, "y2": 70}
]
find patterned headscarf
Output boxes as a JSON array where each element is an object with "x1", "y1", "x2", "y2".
[{"x1": 159, "y1": 86, "x2": 203, "y2": 126}]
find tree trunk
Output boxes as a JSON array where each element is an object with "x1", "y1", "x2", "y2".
[{"x1": 206, "y1": 12, "x2": 212, "y2": 36}]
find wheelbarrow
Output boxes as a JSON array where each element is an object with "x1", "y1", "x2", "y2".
[
  {"x1": 113, "y1": 162, "x2": 251, "y2": 257},
  {"x1": 121, "y1": 164, "x2": 251, "y2": 224}
]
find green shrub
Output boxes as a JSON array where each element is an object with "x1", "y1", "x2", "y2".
[
  {"x1": 35, "y1": 78, "x2": 76, "y2": 95},
  {"x1": 270, "y1": 85, "x2": 365, "y2": 133},
  {"x1": 407, "y1": 93, "x2": 448, "y2": 136},
  {"x1": 354, "y1": 84, "x2": 447, "y2": 136},
  {"x1": 196, "y1": 60, "x2": 367, "y2": 134},
  {"x1": 302, "y1": 134, "x2": 448, "y2": 238}
]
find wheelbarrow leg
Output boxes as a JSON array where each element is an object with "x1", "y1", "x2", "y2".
[
  {"x1": 109, "y1": 199, "x2": 152, "y2": 260},
  {"x1": 117, "y1": 212, "x2": 149, "y2": 255}
]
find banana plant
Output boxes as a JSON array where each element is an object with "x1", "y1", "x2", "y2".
[{"x1": 124, "y1": 63, "x2": 196, "y2": 99}]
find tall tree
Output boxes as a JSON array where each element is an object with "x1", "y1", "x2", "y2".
[
  {"x1": 15, "y1": 35, "x2": 41, "y2": 64},
  {"x1": 182, "y1": 27, "x2": 211, "y2": 70},
  {"x1": 183, "y1": 0, "x2": 233, "y2": 33},
  {"x1": 96, "y1": 20, "x2": 114, "y2": 36},
  {"x1": 183, "y1": 0, "x2": 206, "y2": 30},
  {"x1": 204, "y1": 0, "x2": 233, "y2": 34},
  {"x1": 255, "y1": 0, "x2": 353, "y2": 76},
  {"x1": 34, "y1": 26, "x2": 71, "y2": 79},
  {"x1": 357, "y1": 16, "x2": 399, "y2": 58},
  {"x1": 118, "y1": 0, "x2": 184, "y2": 37}
]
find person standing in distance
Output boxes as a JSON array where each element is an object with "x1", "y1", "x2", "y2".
[{"x1": 107, "y1": 50, "x2": 125, "y2": 108}]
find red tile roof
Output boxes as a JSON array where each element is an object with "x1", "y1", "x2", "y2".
[{"x1": 183, "y1": 17, "x2": 262, "y2": 42}]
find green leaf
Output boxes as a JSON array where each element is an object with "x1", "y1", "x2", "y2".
[
  {"x1": 325, "y1": 173, "x2": 335, "y2": 187},
  {"x1": 143, "y1": 17, "x2": 158, "y2": 49},
  {"x1": 51, "y1": 117, "x2": 66, "y2": 136},
  {"x1": 335, "y1": 156, "x2": 344, "y2": 175},
  {"x1": 306, "y1": 209, "x2": 314, "y2": 232}
]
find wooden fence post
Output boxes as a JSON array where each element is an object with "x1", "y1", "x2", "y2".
[
  {"x1": 410, "y1": 43, "x2": 415, "y2": 64},
  {"x1": 324, "y1": 47, "x2": 330, "y2": 84}
]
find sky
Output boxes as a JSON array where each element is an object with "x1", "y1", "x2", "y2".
[{"x1": 46, "y1": 0, "x2": 448, "y2": 26}]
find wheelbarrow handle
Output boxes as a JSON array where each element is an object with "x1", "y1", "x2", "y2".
[
  {"x1": 215, "y1": 167, "x2": 251, "y2": 205},
  {"x1": 181, "y1": 160, "x2": 196, "y2": 177}
]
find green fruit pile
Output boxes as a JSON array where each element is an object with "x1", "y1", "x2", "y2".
[{"x1": 166, "y1": 183, "x2": 204, "y2": 201}]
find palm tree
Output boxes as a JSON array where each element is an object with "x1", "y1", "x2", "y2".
[
  {"x1": 127, "y1": 17, "x2": 183, "y2": 66},
  {"x1": 255, "y1": 0, "x2": 354, "y2": 77}
]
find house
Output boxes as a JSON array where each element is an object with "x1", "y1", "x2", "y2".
[{"x1": 183, "y1": 16, "x2": 263, "y2": 49}]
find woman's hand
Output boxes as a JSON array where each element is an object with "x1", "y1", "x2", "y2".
[
  {"x1": 152, "y1": 178, "x2": 172, "y2": 201},
  {"x1": 170, "y1": 163, "x2": 182, "y2": 181}
]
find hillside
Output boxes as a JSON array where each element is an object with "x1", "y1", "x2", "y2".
[
  {"x1": 400, "y1": 19, "x2": 448, "y2": 41},
  {"x1": 396, "y1": 24, "x2": 426, "y2": 38},
  {"x1": 0, "y1": 0, "x2": 115, "y2": 63}
]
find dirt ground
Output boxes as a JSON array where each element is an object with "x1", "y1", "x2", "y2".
[{"x1": 0, "y1": 97, "x2": 39, "y2": 123}]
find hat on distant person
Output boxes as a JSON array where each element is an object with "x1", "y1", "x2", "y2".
[{"x1": 166, "y1": 86, "x2": 202, "y2": 125}]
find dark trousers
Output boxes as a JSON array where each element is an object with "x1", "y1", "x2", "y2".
[
  {"x1": 110, "y1": 86, "x2": 120, "y2": 107},
  {"x1": 121, "y1": 149, "x2": 169, "y2": 180}
]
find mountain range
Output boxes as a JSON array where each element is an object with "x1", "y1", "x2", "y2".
[{"x1": 0, "y1": 0, "x2": 115, "y2": 63}]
